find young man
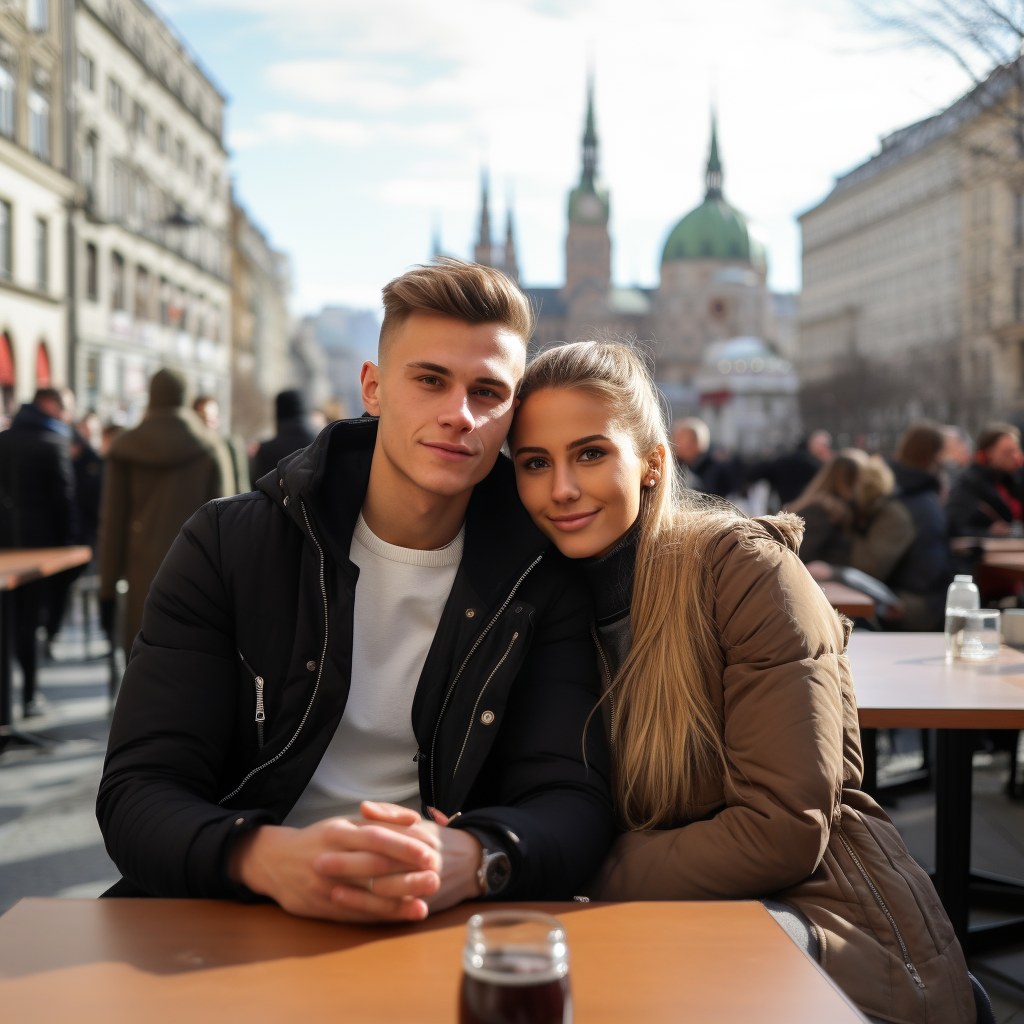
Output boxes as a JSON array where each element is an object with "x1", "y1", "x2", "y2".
[{"x1": 97, "y1": 259, "x2": 613, "y2": 922}]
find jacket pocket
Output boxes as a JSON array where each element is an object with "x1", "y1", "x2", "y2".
[{"x1": 238, "y1": 649, "x2": 266, "y2": 748}]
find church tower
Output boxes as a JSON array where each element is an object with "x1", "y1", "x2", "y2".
[
  {"x1": 562, "y1": 76, "x2": 611, "y2": 302},
  {"x1": 503, "y1": 205, "x2": 519, "y2": 283},
  {"x1": 473, "y1": 170, "x2": 494, "y2": 267}
]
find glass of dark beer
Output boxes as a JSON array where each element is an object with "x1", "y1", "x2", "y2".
[{"x1": 458, "y1": 910, "x2": 571, "y2": 1024}]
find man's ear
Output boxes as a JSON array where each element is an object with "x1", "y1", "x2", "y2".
[{"x1": 361, "y1": 361, "x2": 382, "y2": 416}]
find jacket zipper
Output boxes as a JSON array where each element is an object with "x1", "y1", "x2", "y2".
[
  {"x1": 219, "y1": 499, "x2": 329, "y2": 804},
  {"x1": 451, "y1": 632, "x2": 519, "y2": 778},
  {"x1": 590, "y1": 624, "x2": 616, "y2": 744},
  {"x1": 836, "y1": 823, "x2": 925, "y2": 989},
  {"x1": 237, "y1": 649, "x2": 266, "y2": 748},
  {"x1": 429, "y1": 554, "x2": 543, "y2": 807}
]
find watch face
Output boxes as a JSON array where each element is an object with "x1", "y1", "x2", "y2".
[{"x1": 485, "y1": 852, "x2": 512, "y2": 894}]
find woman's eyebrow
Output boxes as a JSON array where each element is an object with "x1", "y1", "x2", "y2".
[
  {"x1": 514, "y1": 445, "x2": 548, "y2": 457},
  {"x1": 567, "y1": 434, "x2": 610, "y2": 450}
]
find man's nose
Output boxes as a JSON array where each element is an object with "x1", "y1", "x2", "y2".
[{"x1": 437, "y1": 390, "x2": 475, "y2": 433}]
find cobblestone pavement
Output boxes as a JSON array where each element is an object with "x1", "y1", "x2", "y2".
[{"x1": 3, "y1": 626, "x2": 1024, "y2": 1019}]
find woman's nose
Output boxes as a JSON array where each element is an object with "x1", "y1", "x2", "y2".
[{"x1": 551, "y1": 463, "x2": 580, "y2": 503}]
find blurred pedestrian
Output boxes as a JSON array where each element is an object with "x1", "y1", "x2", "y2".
[
  {"x1": 0, "y1": 387, "x2": 76, "y2": 715},
  {"x1": 99, "y1": 369, "x2": 235, "y2": 652},
  {"x1": 747, "y1": 429, "x2": 833, "y2": 506},
  {"x1": 946, "y1": 423, "x2": 1024, "y2": 537},
  {"x1": 940, "y1": 425, "x2": 972, "y2": 490},
  {"x1": 888, "y1": 422, "x2": 950, "y2": 630},
  {"x1": 672, "y1": 416, "x2": 733, "y2": 497},
  {"x1": 847, "y1": 454, "x2": 916, "y2": 586},
  {"x1": 787, "y1": 454, "x2": 859, "y2": 564},
  {"x1": 250, "y1": 389, "x2": 317, "y2": 483},
  {"x1": 193, "y1": 394, "x2": 249, "y2": 494}
]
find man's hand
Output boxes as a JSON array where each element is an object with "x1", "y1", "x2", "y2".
[
  {"x1": 228, "y1": 813, "x2": 442, "y2": 923},
  {"x1": 990, "y1": 520, "x2": 1012, "y2": 536},
  {"x1": 360, "y1": 801, "x2": 484, "y2": 913}
]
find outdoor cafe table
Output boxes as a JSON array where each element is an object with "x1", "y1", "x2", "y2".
[
  {"x1": 0, "y1": 897, "x2": 867, "y2": 1023},
  {"x1": 0, "y1": 546, "x2": 92, "y2": 751},
  {"x1": 849, "y1": 630, "x2": 1024, "y2": 953}
]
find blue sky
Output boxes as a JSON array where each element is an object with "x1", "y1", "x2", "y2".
[{"x1": 158, "y1": 0, "x2": 972, "y2": 314}]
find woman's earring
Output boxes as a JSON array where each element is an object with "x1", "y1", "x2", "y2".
[{"x1": 648, "y1": 478, "x2": 656, "y2": 487}]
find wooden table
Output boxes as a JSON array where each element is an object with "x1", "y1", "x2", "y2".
[
  {"x1": 820, "y1": 580, "x2": 874, "y2": 617},
  {"x1": 0, "y1": 546, "x2": 92, "y2": 751},
  {"x1": 981, "y1": 551, "x2": 1024, "y2": 574},
  {"x1": 950, "y1": 536, "x2": 1024, "y2": 554},
  {"x1": 849, "y1": 631, "x2": 1024, "y2": 953},
  {"x1": 0, "y1": 898, "x2": 866, "y2": 1024}
]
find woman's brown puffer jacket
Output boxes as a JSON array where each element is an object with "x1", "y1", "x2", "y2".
[{"x1": 591, "y1": 516, "x2": 974, "y2": 1024}]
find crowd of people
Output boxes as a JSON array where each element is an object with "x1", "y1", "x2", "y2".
[
  {"x1": 674, "y1": 415, "x2": 1024, "y2": 628},
  {"x1": 0, "y1": 257, "x2": 1001, "y2": 1024},
  {"x1": 0, "y1": 375, "x2": 320, "y2": 716}
]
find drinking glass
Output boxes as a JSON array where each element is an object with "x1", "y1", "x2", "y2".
[
  {"x1": 956, "y1": 609, "x2": 1001, "y2": 661},
  {"x1": 458, "y1": 910, "x2": 571, "y2": 1024}
]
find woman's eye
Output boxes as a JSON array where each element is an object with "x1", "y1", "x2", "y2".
[
  {"x1": 579, "y1": 448, "x2": 605, "y2": 462},
  {"x1": 523, "y1": 457, "x2": 548, "y2": 471}
]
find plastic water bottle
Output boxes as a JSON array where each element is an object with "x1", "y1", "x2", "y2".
[{"x1": 945, "y1": 575, "x2": 981, "y2": 660}]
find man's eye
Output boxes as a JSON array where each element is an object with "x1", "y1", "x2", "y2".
[
  {"x1": 579, "y1": 448, "x2": 605, "y2": 462},
  {"x1": 474, "y1": 388, "x2": 499, "y2": 399},
  {"x1": 419, "y1": 376, "x2": 442, "y2": 386}
]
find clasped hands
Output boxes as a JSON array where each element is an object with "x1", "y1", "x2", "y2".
[{"x1": 228, "y1": 800, "x2": 483, "y2": 924}]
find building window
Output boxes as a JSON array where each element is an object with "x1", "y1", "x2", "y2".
[
  {"x1": 85, "y1": 242, "x2": 98, "y2": 301},
  {"x1": 132, "y1": 100, "x2": 147, "y2": 137},
  {"x1": 77, "y1": 51, "x2": 94, "y2": 90},
  {"x1": 108, "y1": 77, "x2": 124, "y2": 119},
  {"x1": 27, "y1": 0, "x2": 47, "y2": 32},
  {"x1": 36, "y1": 342, "x2": 50, "y2": 387},
  {"x1": 1015, "y1": 193, "x2": 1024, "y2": 249},
  {"x1": 0, "y1": 59, "x2": 14, "y2": 139},
  {"x1": 82, "y1": 133, "x2": 96, "y2": 207},
  {"x1": 157, "y1": 122, "x2": 167, "y2": 154},
  {"x1": 28, "y1": 86, "x2": 49, "y2": 161},
  {"x1": 0, "y1": 200, "x2": 10, "y2": 281},
  {"x1": 35, "y1": 217, "x2": 47, "y2": 291},
  {"x1": 194, "y1": 157, "x2": 204, "y2": 186},
  {"x1": 159, "y1": 276, "x2": 170, "y2": 325},
  {"x1": 109, "y1": 159, "x2": 128, "y2": 222},
  {"x1": 175, "y1": 138, "x2": 186, "y2": 170},
  {"x1": 135, "y1": 265, "x2": 149, "y2": 319},
  {"x1": 111, "y1": 251, "x2": 125, "y2": 310},
  {"x1": 1015, "y1": 267, "x2": 1024, "y2": 323}
]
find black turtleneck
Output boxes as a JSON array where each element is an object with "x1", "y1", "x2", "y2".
[{"x1": 580, "y1": 526, "x2": 639, "y2": 672}]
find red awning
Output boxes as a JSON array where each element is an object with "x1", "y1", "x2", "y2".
[
  {"x1": 0, "y1": 333, "x2": 13, "y2": 388},
  {"x1": 35, "y1": 342, "x2": 50, "y2": 387}
]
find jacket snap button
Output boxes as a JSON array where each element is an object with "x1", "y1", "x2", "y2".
[
  {"x1": 234, "y1": 818, "x2": 244, "y2": 826},
  {"x1": 481, "y1": 710, "x2": 494, "y2": 724},
  {"x1": 515, "y1": 606, "x2": 522, "y2": 614},
  {"x1": 306, "y1": 660, "x2": 316, "y2": 671},
  {"x1": 278, "y1": 479, "x2": 284, "y2": 488},
  {"x1": 283, "y1": 495, "x2": 290, "y2": 507},
  {"x1": 465, "y1": 608, "x2": 475, "y2": 619}
]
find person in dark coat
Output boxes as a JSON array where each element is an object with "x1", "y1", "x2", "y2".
[
  {"x1": 946, "y1": 423, "x2": 1024, "y2": 537},
  {"x1": 888, "y1": 422, "x2": 951, "y2": 631},
  {"x1": 786, "y1": 454, "x2": 859, "y2": 565},
  {"x1": 250, "y1": 390, "x2": 317, "y2": 483},
  {"x1": 672, "y1": 417, "x2": 734, "y2": 497},
  {"x1": 747, "y1": 430, "x2": 833, "y2": 506},
  {"x1": 0, "y1": 388, "x2": 76, "y2": 714}
]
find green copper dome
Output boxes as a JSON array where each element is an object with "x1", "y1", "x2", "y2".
[{"x1": 661, "y1": 116, "x2": 763, "y2": 268}]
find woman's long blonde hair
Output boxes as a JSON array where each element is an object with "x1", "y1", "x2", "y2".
[{"x1": 519, "y1": 340, "x2": 741, "y2": 830}]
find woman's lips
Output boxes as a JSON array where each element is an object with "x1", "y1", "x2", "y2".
[{"x1": 548, "y1": 511, "x2": 599, "y2": 532}]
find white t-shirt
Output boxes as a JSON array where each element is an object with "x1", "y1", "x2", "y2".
[{"x1": 284, "y1": 513, "x2": 463, "y2": 827}]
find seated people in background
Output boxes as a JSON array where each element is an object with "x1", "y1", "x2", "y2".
[
  {"x1": 97, "y1": 259, "x2": 613, "y2": 922},
  {"x1": 846, "y1": 452, "x2": 916, "y2": 586},
  {"x1": 785, "y1": 454, "x2": 859, "y2": 565},
  {"x1": 250, "y1": 390, "x2": 318, "y2": 483},
  {"x1": 888, "y1": 422, "x2": 951, "y2": 631},
  {"x1": 947, "y1": 423, "x2": 1024, "y2": 537},
  {"x1": 746, "y1": 429, "x2": 832, "y2": 507},
  {"x1": 672, "y1": 416, "x2": 733, "y2": 497},
  {"x1": 510, "y1": 339, "x2": 975, "y2": 1024}
]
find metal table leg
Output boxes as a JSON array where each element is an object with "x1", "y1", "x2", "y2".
[
  {"x1": 861, "y1": 728, "x2": 877, "y2": 798},
  {"x1": 934, "y1": 729, "x2": 973, "y2": 946}
]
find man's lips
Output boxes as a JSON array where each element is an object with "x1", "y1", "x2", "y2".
[
  {"x1": 422, "y1": 441, "x2": 476, "y2": 462},
  {"x1": 548, "y1": 510, "x2": 599, "y2": 532}
]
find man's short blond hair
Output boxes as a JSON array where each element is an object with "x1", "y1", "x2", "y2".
[{"x1": 379, "y1": 258, "x2": 535, "y2": 360}]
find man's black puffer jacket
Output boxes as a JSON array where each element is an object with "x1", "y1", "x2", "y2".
[{"x1": 97, "y1": 418, "x2": 614, "y2": 901}]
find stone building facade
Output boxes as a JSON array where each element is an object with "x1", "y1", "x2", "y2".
[
  {"x1": 798, "y1": 63, "x2": 1024, "y2": 445},
  {"x1": 0, "y1": 0, "x2": 76, "y2": 419},
  {"x1": 230, "y1": 198, "x2": 292, "y2": 440},
  {"x1": 71, "y1": 0, "x2": 231, "y2": 424}
]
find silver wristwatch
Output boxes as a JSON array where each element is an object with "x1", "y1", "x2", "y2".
[{"x1": 477, "y1": 847, "x2": 512, "y2": 896}]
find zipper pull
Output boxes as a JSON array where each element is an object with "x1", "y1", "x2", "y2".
[
  {"x1": 254, "y1": 676, "x2": 266, "y2": 722},
  {"x1": 905, "y1": 962, "x2": 925, "y2": 989}
]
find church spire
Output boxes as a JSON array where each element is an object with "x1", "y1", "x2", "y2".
[
  {"x1": 581, "y1": 73, "x2": 598, "y2": 187},
  {"x1": 504, "y1": 198, "x2": 519, "y2": 283},
  {"x1": 473, "y1": 169, "x2": 493, "y2": 266},
  {"x1": 705, "y1": 112, "x2": 723, "y2": 200}
]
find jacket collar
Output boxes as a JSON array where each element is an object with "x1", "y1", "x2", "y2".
[
  {"x1": 257, "y1": 417, "x2": 552, "y2": 607},
  {"x1": 11, "y1": 403, "x2": 71, "y2": 438}
]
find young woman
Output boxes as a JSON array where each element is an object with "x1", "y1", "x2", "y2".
[
  {"x1": 511, "y1": 341, "x2": 978, "y2": 1024},
  {"x1": 786, "y1": 453, "x2": 859, "y2": 564}
]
